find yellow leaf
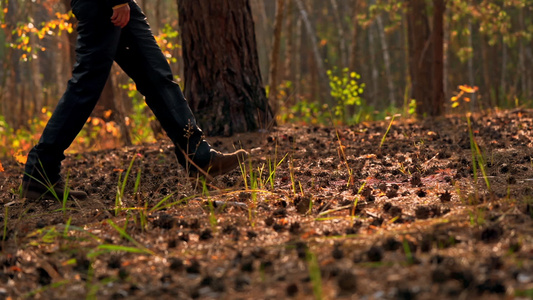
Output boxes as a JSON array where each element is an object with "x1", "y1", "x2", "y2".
[
  {"x1": 452, "y1": 102, "x2": 460, "y2": 108},
  {"x1": 451, "y1": 96, "x2": 458, "y2": 102}
]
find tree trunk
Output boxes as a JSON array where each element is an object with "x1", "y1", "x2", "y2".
[
  {"x1": 443, "y1": 8, "x2": 450, "y2": 103},
  {"x1": 295, "y1": 17, "x2": 303, "y2": 101},
  {"x1": 329, "y1": 0, "x2": 348, "y2": 68},
  {"x1": 154, "y1": 0, "x2": 161, "y2": 33},
  {"x1": 518, "y1": 8, "x2": 527, "y2": 100},
  {"x1": 110, "y1": 65, "x2": 132, "y2": 146},
  {"x1": 178, "y1": 0, "x2": 273, "y2": 135},
  {"x1": 250, "y1": 0, "x2": 270, "y2": 83},
  {"x1": 467, "y1": 20, "x2": 476, "y2": 110},
  {"x1": 500, "y1": 39, "x2": 507, "y2": 105},
  {"x1": 375, "y1": 13, "x2": 396, "y2": 107},
  {"x1": 294, "y1": 0, "x2": 330, "y2": 103},
  {"x1": 1, "y1": 0, "x2": 21, "y2": 128},
  {"x1": 407, "y1": 0, "x2": 433, "y2": 117},
  {"x1": 432, "y1": 0, "x2": 445, "y2": 116},
  {"x1": 480, "y1": 34, "x2": 495, "y2": 107},
  {"x1": 348, "y1": 0, "x2": 359, "y2": 72},
  {"x1": 368, "y1": 22, "x2": 378, "y2": 105},
  {"x1": 268, "y1": 0, "x2": 285, "y2": 115},
  {"x1": 284, "y1": 0, "x2": 294, "y2": 82}
]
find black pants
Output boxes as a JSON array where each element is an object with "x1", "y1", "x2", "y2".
[{"x1": 24, "y1": 0, "x2": 210, "y2": 183}]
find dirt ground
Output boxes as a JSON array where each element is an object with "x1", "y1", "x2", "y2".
[{"x1": 1, "y1": 110, "x2": 532, "y2": 299}]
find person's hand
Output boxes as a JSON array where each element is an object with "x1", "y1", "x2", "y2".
[{"x1": 111, "y1": 4, "x2": 130, "y2": 28}]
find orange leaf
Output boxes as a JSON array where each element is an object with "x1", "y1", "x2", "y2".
[
  {"x1": 103, "y1": 110, "x2": 113, "y2": 119},
  {"x1": 464, "y1": 97, "x2": 471, "y2": 102},
  {"x1": 458, "y1": 85, "x2": 478, "y2": 93},
  {"x1": 14, "y1": 153, "x2": 27, "y2": 164},
  {"x1": 0, "y1": 160, "x2": 4, "y2": 172},
  {"x1": 9, "y1": 266, "x2": 22, "y2": 272},
  {"x1": 301, "y1": 230, "x2": 317, "y2": 239}
]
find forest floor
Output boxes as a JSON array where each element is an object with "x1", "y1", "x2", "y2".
[{"x1": 1, "y1": 109, "x2": 532, "y2": 300}]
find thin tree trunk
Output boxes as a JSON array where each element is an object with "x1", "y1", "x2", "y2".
[
  {"x1": 407, "y1": 0, "x2": 433, "y2": 117},
  {"x1": 526, "y1": 46, "x2": 533, "y2": 100},
  {"x1": 349, "y1": 0, "x2": 359, "y2": 71},
  {"x1": 294, "y1": 0, "x2": 330, "y2": 103},
  {"x1": 443, "y1": 7, "x2": 449, "y2": 104},
  {"x1": 402, "y1": 13, "x2": 411, "y2": 114},
  {"x1": 154, "y1": 0, "x2": 161, "y2": 33},
  {"x1": 284, "y1": 0, "x2": 294, "y2": 82},
  {"x1": 375, "y1": 13, "x2": 396, "y2": 107},
  {"x1": 500, "y1": 40, "x2": 507, "y2": 105},
  {"x1": 28, "y1": 0, "x2": 44, "y2": 115},
  {"x1": 368, "y1": 22, "x2": 379, "y2": 105},
  {"x1": 467, "y1": 20, "x2": 476, "y2": 110},
  {"x1": 329, "y1": 0, "x2": 348, "y2": 68},
  {"x1": 295, "y1": 16, "x2": 303, "y2": 101},
  {"x1": 480, "y1": 34, "x2": 494, "y2": 106},
  {"x1": 29, "y1": 38, "x2": 44, "y2": 115},
  {"x1": 251, "y1": 0, "x2": 270, "y2": 82},
  {"x1": 110, "y1": 65, "x2": 132, "y2": 146},
  {"x1": 432, "y1": 0, "x2": 444, "y2": 116},
  {"x1": 268, "y1": 0, "x2": 285, "y2": 115},
  {"x1": 2, "y1": 0, "x2": 20, "y2": 127},
  {"x1": 518, "y1": 8, "x2": 527, "y2": 100}
]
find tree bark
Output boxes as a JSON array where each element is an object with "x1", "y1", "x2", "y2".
[
  {"x1": 178, "y1": 0, "x2": 273, "y2": 135},
  {"x1": 268, "y1": 0, "x2": 285, "y2": 115},
  {"x1": 407, "y1": 0, "x2": 433, "y2": 117}
]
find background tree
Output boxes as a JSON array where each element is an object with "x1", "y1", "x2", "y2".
[
  {"x1": 178, "y1": 0, "x2": 274, "y2": 136},
  {"x1": 2, "y1": 0, "x2": 533, "y2": 155},
  {"x1": 406, "y1": 0, "x2": 434, "y2": 117}
]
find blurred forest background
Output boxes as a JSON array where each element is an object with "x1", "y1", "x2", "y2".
[{"x1": 0, "y1": 0, "x2": 532, "y2": 158}]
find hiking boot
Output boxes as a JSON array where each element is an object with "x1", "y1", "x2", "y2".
[
  {"x1": 192, "y1": 149, "x2": 249, "y2": 178},
  {"x1": 21, "y1": 179, "x2": 88, "y2": 201}
]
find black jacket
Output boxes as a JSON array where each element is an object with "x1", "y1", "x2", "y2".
[{"x1": 108, "y1": 0, "x2": 130, "y2": 7}]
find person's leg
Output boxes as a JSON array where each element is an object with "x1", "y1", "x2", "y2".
[
  {"x1": 113, "y1": 2, "x2": 212, "y2": 172},
  {"x1": 23, "y1": 0, "x2": 119, "y2": 186}
]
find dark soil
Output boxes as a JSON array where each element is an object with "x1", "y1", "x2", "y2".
[{"x1": 1, "y1": 110, "x2": 532, "y2": 299}]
